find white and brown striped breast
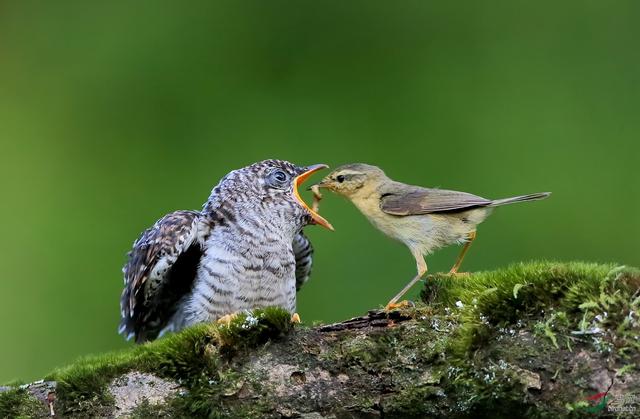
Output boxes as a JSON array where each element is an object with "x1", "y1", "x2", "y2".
[
  {"x1": 120, "y1": 159, "x2": 319, "y2": 343},
  {"x1": 181, "y1": 222, "x2": 299, "y2": 326}
]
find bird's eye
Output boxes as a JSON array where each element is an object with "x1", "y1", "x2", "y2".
[
  {"x1": 336, "y1": 175, "x2": 345, "y2": 183},
  {"x1": 273, "y1": 170, "x2": 288, "y2": 183}
]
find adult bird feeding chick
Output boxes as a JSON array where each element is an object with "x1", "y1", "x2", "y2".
[
  {"x1": 313, "y1": 163, "x2": 550, "y2": 310},
  {"x1": 119, "y1": 160, "x2": 333, "y2": 343}
]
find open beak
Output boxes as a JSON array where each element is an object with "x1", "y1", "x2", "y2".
[{"x1": 293, "y1": 164, "x2": 334, "y2": 231}]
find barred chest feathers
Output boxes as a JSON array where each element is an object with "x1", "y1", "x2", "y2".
[
  {"x1": 119, "y1": 160, "x2": 328, "y2": 343},
  {"x1": 185, "y1": 222, "x2": 299, "y2": 324}
]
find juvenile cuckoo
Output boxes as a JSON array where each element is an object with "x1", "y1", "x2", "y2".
[{"x1": 119, "y1": 159, "x2": 332, "y2": 342}]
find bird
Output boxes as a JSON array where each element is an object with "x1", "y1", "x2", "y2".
[
  {"x1": 119, "y1": 159, "x2": 333, "y2": 343},
  {"x1": 313, "y1": 163, "x2": 550, "y2": 309}
]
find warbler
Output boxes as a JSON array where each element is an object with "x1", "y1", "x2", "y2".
[{"x1": 314, "y1": 163, "x2": 550, "y2": 309}]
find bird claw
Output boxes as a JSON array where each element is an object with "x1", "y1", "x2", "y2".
[
  {"x1": 447, "y1": 271, "x2": 471, "y2": 278},
  {"x1": 217, "y1": 312, "x2": 240, "y2": 326},
  {"x1": 384, "y1": 300, "x2": 415, "y2": 311},
  {"x1": 291, "y1": 313, "x2": 301, "y2": 324}
]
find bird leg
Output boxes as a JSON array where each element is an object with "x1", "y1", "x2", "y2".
[
  {"x1": 291, "y1": 313, "x2": 301, "y2": 323},
  {"x1": 449, "y1": 230, "x2": 477, "y2": 275},
  {"x1": 385, "y1": 250, "x2": 427, "y2": 310}
]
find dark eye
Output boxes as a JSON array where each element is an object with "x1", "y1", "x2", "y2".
[
  {"x1": 336, "y1": 175, "x2": 345, "y2": 183},
  {"x1": 273, "y1": 170, "x2": 288, "y2": 182}
]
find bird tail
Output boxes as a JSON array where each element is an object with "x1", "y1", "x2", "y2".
[{"x1": 489, "y1": 192, "x2": 551, "y2": 207}]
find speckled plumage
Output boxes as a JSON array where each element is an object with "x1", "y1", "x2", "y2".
[{"x1": 119, "y1": 160, "x2": 320, "y2": 343}]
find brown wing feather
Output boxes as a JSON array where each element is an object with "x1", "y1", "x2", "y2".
[
  {"x1": 380, "y1": 187, "x2": 492, "y2": 216},
  {"x1": 119, "y1": 210, "x2": 207, "y2": 342}
]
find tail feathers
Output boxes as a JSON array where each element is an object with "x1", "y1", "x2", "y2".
[{"x1": 489, "y1": 192, "x2": 551, "y2": 207}]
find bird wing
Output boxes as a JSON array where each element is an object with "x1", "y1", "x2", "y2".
[
  {"x1": 379, "y1": 187, "x2": 492, "y2": 216},
  {"x1": 119, "y1": 210, "x2": 209, "y2": 343},
  {"x1": 292, "y1": 231, "x2": 314, "y2": 291}
]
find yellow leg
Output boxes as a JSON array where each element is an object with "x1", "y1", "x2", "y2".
[
  {"x1": 291, "y1": 313, "x2": 301, "y2": 323},
  {"x1": 449, "y1": 230, "x2": 477, "y2": 275},
  {"x1": 217, "y1": 312, "x2": 240, "y2": 326},
  {"x1": 386, "y1": 249, "x2": 427, "y2": 310}
]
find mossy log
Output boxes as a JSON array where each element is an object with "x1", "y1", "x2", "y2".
[{"x1": 2, "y1": 262, "x2": 639, "y2": 418}]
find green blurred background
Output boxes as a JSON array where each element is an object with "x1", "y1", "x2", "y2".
[{"x1": 1, "y1": 0, "x2": 638, "y2": 383}]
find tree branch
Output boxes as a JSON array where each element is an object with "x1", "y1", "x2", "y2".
[{"x1": 2, "y1": 262, "x2": 639, "y2": 418}]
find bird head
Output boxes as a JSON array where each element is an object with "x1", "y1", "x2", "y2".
[
  {"x1": 313, "y1": 163, "x2": 387, "y2": 199},
  {"x1": 207, "y1": 159, "x2": 333, "y2": 231}
]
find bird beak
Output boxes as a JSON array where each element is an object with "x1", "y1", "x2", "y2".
[{"x1": 293, "y1": 164, "x2": 334, "y2": 231}]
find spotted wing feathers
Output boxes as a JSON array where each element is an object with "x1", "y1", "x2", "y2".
[{"x1": 119, "y1": 210, "x2": 207, "y2": 343}]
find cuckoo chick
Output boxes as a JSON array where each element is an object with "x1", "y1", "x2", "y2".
[{"x1": 119, "y1": 160, "x2": 333, "y2": 342}]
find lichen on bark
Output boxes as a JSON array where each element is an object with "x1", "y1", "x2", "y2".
[{"x1": 1, "y1": 261, "x2": 639, "y2": 418}]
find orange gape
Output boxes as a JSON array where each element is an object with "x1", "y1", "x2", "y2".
[{"x1": 293, "y1": 164, "x2": 334, "y2": 231}]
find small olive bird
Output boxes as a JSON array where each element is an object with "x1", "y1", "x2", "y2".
[
  {"x1": 119, "y1": 160, "x2": 333, "y2": 343},
  {"x1": 314, "y1": 163, "x2": 550, "y2": 309}
]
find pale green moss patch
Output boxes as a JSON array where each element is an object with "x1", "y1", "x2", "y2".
[
  {"x1": 421, "y1": 261, "x2": 640, "y2": 359},
  {"x1": 416, "y1": 261, "x2": 640, "y2": 416},
  {"x1": 43, "y1": 307, "x2": 294, "y2": 417},
  {"x1": 0, "y1": 387, "x2": 47, "y2": 418}
]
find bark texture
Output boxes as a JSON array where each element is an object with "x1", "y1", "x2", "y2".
[{"x1": 1, "y1": 262, "x2": 639, "y2": 418}]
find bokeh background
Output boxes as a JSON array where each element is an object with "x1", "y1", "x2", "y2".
[{"x1": 1, "y1": 1, "x2": 638, "y2": 383}]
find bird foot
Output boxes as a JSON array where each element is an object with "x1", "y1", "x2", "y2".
[
  {"x1": 385, "y1": 300, "x2": 415, "y2": 311},
  {"x1": 216, "y1": 312, "x2": 240, "y2": 326},
  {"x1": 447, "y1": 270, "x2": 471, "y2": 278},
  {"x1": 291, "y1": 313, "x2": 301, "y2": 324}
]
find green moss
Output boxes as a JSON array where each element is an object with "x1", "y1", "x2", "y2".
[
  {"x1": 423, "y1": 261, "x2": 613, "y2": 321},
  {"x1": 0, "y1": 387, "x2": 46, "y2": 419},
  {"x1": 616, "y1": 363, "x2": 637, "y2": 377},
  {"x1": 532, "y1": 311, "x2": 569, "y2": 349},
  {"x1": 47, "y1": 323, "x2": 216, "y2": 415},
  {"x1": 132, "y1": 391, "x2": 274, "y2": 419},
  {"x1": 3, "y1": 263, "x2": 638, "y2": 417},
  {"x1": 422, "y1": 261, "x2": 640, "y2": 359},
  {"x1": 382, "y1": 384, "x2": 443, "y2": 417},
  {"x1": 129, "y1": 398, "x2": 176, "y2": 418},
  {"x1": 50, "y1": 354, "x2": 126, "y2": 415},
  {"x1": 44, "y1": 307, "x2": 293, "y2": 417},
  {"x1": 214, "y1": 306, "x2": 293, "y2": 352},
  {"x1": 447, "y1": 367, "x2": 533, "y2": 418},
  {"x1": 415, "y1": 261, "x2": 639, "y2": 416},
  {"x1": 332, "y1": 332, "x2": 396, "y2": 369}
]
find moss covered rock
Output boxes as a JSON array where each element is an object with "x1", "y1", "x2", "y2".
[{"x1": 2, "y1": 262, "x2": 639, "y2": 418}]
